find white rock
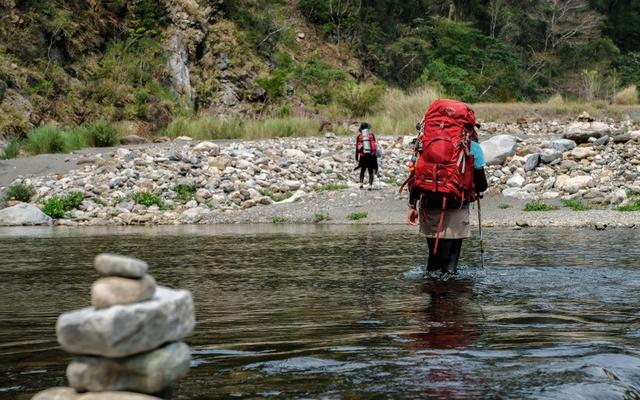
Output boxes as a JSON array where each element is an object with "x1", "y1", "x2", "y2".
[
  {"x1": 570, "y1": 147, "x2": 596, "y2": 159},
  {"x1": 555, "y1": 175, "x2": 594, "y2": 194},
  {"x1": 0, "y1": 203, "x2": 52, "y2": 226},
  {"x1": 502, "y1": 187, "x2": 536, "y2": 200},
  {"x1": 563, "y1": 122, "x2": 610, "y2": 144},
  {"x1": 542, "y1": 191, "x2": 561, "y2": 199},
  {"x1": 283, "y1": 149, "x2": 306, "y2": 161},
  {"x1": 94, "y1": 254, "x2": 148, "y2": 278},
  {"x1": 56, "y1": 286, "x2": 195, "y2": 358},
  {"x1": 67, "y1": 342, "x2": 190, "y2": 394},
  {"x1": 540, "y1": 148, "x2": 562, "y2": 163},
  {"x1": 507, "y1": 173, "x2": 525, "y2": 188},
  {"x1": 174, "y1": 136, "x2": 192, "y2": 141},
  {"x1": 480, "y1": 135, "x2": 518, "y2": 165},
  {"x1": 193, "y1": 141, "x2": 220, "y2": 155},
  {"x1": 550, "y1": 139, "x2": 577, "y2": 153}
]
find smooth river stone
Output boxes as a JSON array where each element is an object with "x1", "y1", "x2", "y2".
[
  {"x1": 31, "y1": 387, "x2": 77, "y2": 400},
  {"x1": 95, "y1": 254, "x2": 148, "y2": 278},
  {"x1": 67, "y1": 341, "x2": 190, "y2": 393},
  {"x1": 91, "y1": 275, "x2": 156, "y2": 309},
  {"x1": 31, "y1": 388, "x2": 161, "y2": 400},
  {"x1": 57, "y1": 287, "x2": 195, "y2": 357}
]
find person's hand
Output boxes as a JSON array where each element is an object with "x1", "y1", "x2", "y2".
[{"x1": 407, "y1": 208, "x2": 418, "y2": 225}]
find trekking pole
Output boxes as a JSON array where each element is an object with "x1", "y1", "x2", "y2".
[{"x1": 477, "y1": 197, "x2": 485, "y2": 268}]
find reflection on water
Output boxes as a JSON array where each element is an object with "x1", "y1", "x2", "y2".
[{"x1": 0, "y1": 226, "x2": 639, "y2": 399}]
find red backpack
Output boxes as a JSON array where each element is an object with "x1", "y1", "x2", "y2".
[{"x1": 401, "y1": 99, "x2": 478, "y2": 251}]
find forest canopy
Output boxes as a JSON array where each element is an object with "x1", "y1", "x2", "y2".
[{"x1": 298, "y1": 0, "x2": 640, "y2": 102}]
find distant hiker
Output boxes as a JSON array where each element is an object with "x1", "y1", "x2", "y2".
[
  {"x1": 403, "y1": 99, "x2": 488, "y2": 275},
  {"x1": 355, "y1": 122, "x2": 379, "y2": 190}
]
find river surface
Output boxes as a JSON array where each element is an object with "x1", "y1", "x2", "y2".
[{"x1": 0, "y1": 225, "x2": 639, "y2": 399}]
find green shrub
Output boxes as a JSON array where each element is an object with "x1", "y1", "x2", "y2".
[
  {"x1": 3, "y1": 183, "x2": 35, "y2": 202},
  {"x1": 617, "y1": 197, "x2": 640, "y2": 212},
  {"x1": 62, "y1": 192, "x2": 85, "y2": 210},
  {"x1": 174, "y1": 184, "x2": 196, "y2": 202},
  {"x1": 313, "y1": 212, "x2": 331, "y2": 223},
  {"x1": 523, "y1": 201, "x2": 559, "y2": 211},
  {"x1": 336, "y1": 83, "x2": 384, "y2": 117},
  {"x1": 561, "y1": 199, "x2": 591, "y2": 211},
  {"x1": 24, "y1": 125, "x2": 66, "y2": 154},
  {"x1": 42, "y1": 197, "x2": 66, "y2": 218},
  {"x1": 63, "y1": 126, "x2": 90, "y2": 151},
  {"x1": 1, "y1": 139, "x2": 21, "y2": 159},
  {"x1": 133, "y1": 192, "x2": 162, "y2": 207},
  {"x1": 347, "y1": 211, "x2": 368, "y2": 221},
  {"x1": 87, "y1": 121, "x2": 119, "y2": 147},
  {"x1": 317, "y1": 183, "x2": 348, "y2": 192},
  {"x1": 41, "y1": 192, "x2": 84, "y2": 218},
  {"x1": 271, "y1": 216, "x2": 288, "y2": 224}
]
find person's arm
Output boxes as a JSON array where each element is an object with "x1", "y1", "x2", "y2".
[
  {"x1": 471, "y1": 141, "x2": 488, "y2": 196},
  {"x1": 474, "y1": 168, "x2": 488, "y2": 195},
  {"x1": 355, "y1": 134, "x2": 360, "y2": 161}
]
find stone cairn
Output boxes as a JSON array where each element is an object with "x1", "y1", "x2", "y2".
[{"x1": 32, "y1": 254, "x2": 196, "y2": 400}]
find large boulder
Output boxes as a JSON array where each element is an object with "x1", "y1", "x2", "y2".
[
  {"x1": 554, "y1": 174, "x2": 594, "y2": 194},
  {"x1": 0, "y1": 203, "x2": 52, "y2": 226},
  {"x1": 480, "y1": 135, "x2": 517, "y2": 165},
  {"x1": 67, "y1": 342, "x2": 190, "y2": 393},
  {"x1": 57, "y1": 287, "x2": 195, "y2": 358},
  {"x1": 563, "y1": 122, "x2": 610, "y2": 144},
  {"x1": 32, "y1": 388, "x2": 162, "y2": 400}
]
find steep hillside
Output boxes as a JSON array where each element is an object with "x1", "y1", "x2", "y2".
[{"x1": 0, "y1": 0, "x2": 367, "y2": 139}]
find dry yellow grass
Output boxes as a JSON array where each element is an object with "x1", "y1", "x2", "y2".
[
  {"x1": 364, "y1": 86, "x2": 441, "y2": 134},
  {"x1": 612, "y1": 85, "x2": 638, "y2": 105}
]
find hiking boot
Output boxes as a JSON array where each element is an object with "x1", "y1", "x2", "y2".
[
  {"x1": 359, "y1": 184, "x2": 364, "y2": 189},
  {"x1": 367, "y1": 185, "x2": 372, "y2": 191}
]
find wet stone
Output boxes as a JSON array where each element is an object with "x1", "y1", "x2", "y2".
[
  {"x1": 67, "y1": 341, "x2": 190, "y2": 394},
  {"x1": 94, "y1": 254, "x2": 148, "y2": 278},
  {"x1": 91, "y1": 274, "x2": 156, "y2": 309},
  {"x1": 57, "y1": 287, "x2": 195, "y2": 358},
  {"x1": 31, "y1": 387, "x2": 77, "y2": 400}
]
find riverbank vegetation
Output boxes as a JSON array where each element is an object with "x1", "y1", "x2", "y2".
[{"x1": 2, "y1": 1, "x2": 640, "y2": 158}]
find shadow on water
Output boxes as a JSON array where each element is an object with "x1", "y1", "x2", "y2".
[{"x1": 0, "y1": 226, "x2": 639, "y2": 399}]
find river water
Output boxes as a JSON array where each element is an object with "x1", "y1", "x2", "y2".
[{"x1": 0, "y1": 225, "x2": 639, "y2": 399}]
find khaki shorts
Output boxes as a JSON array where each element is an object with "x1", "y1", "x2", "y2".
[{"x1": 419, "y1": 207, "x2": 471, "y2": 239}]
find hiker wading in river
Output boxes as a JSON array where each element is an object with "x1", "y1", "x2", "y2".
[
  {"x1": 355, "y1": 122, "x2": 379, "y2": 190},
  {"x1": 404, "y1": 100, "x2": 488, "y2": 275}
]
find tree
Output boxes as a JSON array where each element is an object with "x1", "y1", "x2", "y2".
[{"x1": 538, "y1": 0, "x2": 604, "y2": 51}]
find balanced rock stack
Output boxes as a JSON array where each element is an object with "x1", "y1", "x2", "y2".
[{"x1": 32, "y1": 254, "x2": 195, "y2": 400}]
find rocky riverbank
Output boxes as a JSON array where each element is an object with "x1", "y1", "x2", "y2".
[{"x1": 1, "y1": 115, "x2": 639, "y2": 228}]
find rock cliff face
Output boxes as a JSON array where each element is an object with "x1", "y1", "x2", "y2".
[{"x1": 0, "y1": 0, "x2": 269, "y2": 138}]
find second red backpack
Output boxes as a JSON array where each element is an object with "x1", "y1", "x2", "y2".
[{"x1": 407, "y1": 99, "x2": 477, "y2": 205}]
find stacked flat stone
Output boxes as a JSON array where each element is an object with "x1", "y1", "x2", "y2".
[{"x1": 32, "y1": 254, "x2": 195, "y2": 400}]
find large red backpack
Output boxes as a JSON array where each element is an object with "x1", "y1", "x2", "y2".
[
  {"x1": 402, "y1": 99, "x2": 478, "y2": 251},
  {"x1": 404, "y1": 99, "x2": 477, "y2": 203}
]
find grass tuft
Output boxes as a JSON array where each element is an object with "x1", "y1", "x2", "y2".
[
  {"x1": 561, "y1": 199, "x2": 591, "y2": 211},
  {"x1": 523, "y1": 201, "x2": 559, "y2": 211},
  {"x1": 41, "y1": 191, "x2": 85, "y2": 218},
  {"x1": 1, "y1": 139, "x2": 21, "y2": 159},
  {"x1": 317, "y1": 183, "x2": 348, "y2": 192},
  {"x1": 612, "y1": 85, "x2": 638, "y2": 105},
  {"x1": 271, "y1": 216, "x2": 288, "y2": 224},
  {"x1": 164, "y1": 117, "x2": 320, "y2": 140},
  {"x1": 3, "y1": 183, "x2": 36, "y2": 202},
  {"x1": 313, "y1": 212, "x2": 331, "y2": 223},
  {"x1": 617, "y1": 197, "x2": 640, "y2": 212},
  {"x1": 347, "y1": 211, "x2": 368, "y2": 221},
  {"x1": 24, "y1": 125, "x2": 66, "y2": 154},
  {"x1": 174, "y1": 184, "x2": 196, "y2": 202},
  {"x1": 497, "y1": 203, "x2": 511, "y2": 209},
  {"x1": 133, "y1": 192, "x2": 162, "y2": 207}
]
